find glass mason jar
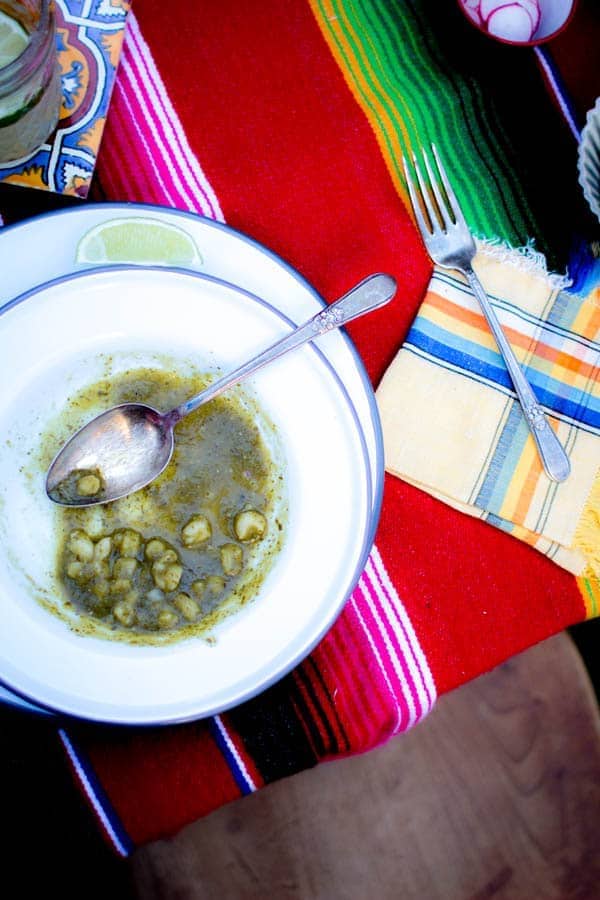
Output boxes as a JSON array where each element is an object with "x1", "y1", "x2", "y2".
[{"x1": 0, "y1": 0, "x2": 61, "y2": 163}]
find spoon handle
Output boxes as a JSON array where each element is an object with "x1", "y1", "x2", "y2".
[{"x1": 172, "y1": 273, "x2": 396, "y2": 421}]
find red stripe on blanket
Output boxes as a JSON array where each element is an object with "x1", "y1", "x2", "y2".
[
  {"x1": 292, "y1": 669, "x2": 334, "y2": 757},
  {"x1": 378, "y1": 477, "x2": 585, "y2": 693},
  {"x1": 293, "y1": 659, "x2": 350, "y2": 756},
  {"x1": 131, "y1": 0, "x2": 430, "y2": 385},
  {"x1": 84, "y1": 723, "x2": 242, "y2": 845},
  {"x1": 309, "y1": 599, "x2": 406, "y2": 750}
]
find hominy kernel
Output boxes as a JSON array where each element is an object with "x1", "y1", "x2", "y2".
[
  {"x1": 181, "y1": 515, "x2": 212, "y2": 547},
  {"x1": 77, "y1": 473, "x2": 101, "y2": 496},
  {"x1": 233, "y1": 510, "x2": 267, "y2": 542},
  {"x1": 190, "y1": 579, "x2": 206, "y2": 598},
  {"x1": 173, "y1": 593, "x2": 201, "y2": 621},
  {"x1": 220, "y1": 543, "x2": 243, "y2": 576},
  {"x1": 66, "y1": 561, "x2": 84, "y2": 581},
  {"x1": 109, "y1": 578, "x2": 132, "y2": 595},
  {"x1": 118, "y1": 529, "x2": 143, "y2": 558},
  {"x1": 158, "y1": 608, "x2": 179, "y2": 629},
  {"x1": 160, "y1": 548, "x2": 179, "y2": 565},
  {"x1": 113, "y1": 601, "x2": 136, "y2": 627},
  {"x1": 206, "y1": 574, "x2": 226, "y2": 595},
  {"x1": 68, "y1": 530, "x2": 94, "y2": 562},
  {"x1": 145, "y1": 538, "x2": 167, "y2": 560},
  {"x1": 94, "y1": 536, "x2": 112, "y2": 561},
  {"x1": 152, "y1": 560, "x2": 183, "y2": 592},
  {"x1": 113, "y1": 557, "x2": 138, "y2": 580}
]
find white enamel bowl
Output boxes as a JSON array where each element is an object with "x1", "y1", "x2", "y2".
[{"x1": 0, "y1": 266, "x2": 377, "y2": 724}]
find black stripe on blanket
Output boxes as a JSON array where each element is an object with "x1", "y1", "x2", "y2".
[{"x1": 227, "y1": 673, "x2": 319, "y2": 782}]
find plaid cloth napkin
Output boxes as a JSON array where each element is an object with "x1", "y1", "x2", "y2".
[
  {"x1": 3, "y1": 0, "x2": 594, "y2": 854},
  {"x1": 377, "y1": 244, "x2": 600, "y2": 602}
]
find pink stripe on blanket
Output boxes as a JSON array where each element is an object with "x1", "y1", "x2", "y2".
[
  {"x1": 309, "y1": 552, "x2": 437, "y2": 746},
  {"x1": 113, "y1": 79, "x2": 177, "y2": 205},
  {"x1": 308, "y1": 564, "x2": 437, "y2": 750},
  {"x1": 309, "y1": 624, "x2": 379, "y2": 750},
  {"x1": 99, "y1": 83, "x2": 169, "y2": 205},
  {"x1": 125, "y1": 16, "x2": 222, "y2": 217},
  {"x1": 348, "y1": 593, "x2": 408, "y2": 729},
  {"x1": 354, "y1": 582, "x2": 420, "y2": 727},
  {"x1": 367, "y1": 549, "x2": 436, "y2": 712}
]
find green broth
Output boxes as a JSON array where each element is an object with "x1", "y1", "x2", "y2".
[{"x1": 52, "y1": 366, "x2": 286, "y2": 645}]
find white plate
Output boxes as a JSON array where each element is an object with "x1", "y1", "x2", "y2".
[
  {"x1": 0, "y1": 204, "x2": 384, "y2": 718},
  {"x1": 0, "y1": 266, "x2": 374, "y2": 724},
  {"x1": 578, "y1": 97, "x2": 600, "y2": 224}
]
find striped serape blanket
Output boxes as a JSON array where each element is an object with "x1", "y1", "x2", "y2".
[{"x1": 3, "y1": 0, "x2": 594, "y2": 854}]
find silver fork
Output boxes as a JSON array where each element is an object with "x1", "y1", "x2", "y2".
[{"x1": 402, "y1": 145, "x2": 570, "y2": 483}]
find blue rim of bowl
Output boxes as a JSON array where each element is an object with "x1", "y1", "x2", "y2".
[{"x1": 0, "y1": 263, "x2": 381, "y2": 725}]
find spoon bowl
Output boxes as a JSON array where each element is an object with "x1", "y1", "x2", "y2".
[
  {"x1": 46, "y1": 272, "x2": 396, "y2": 506},
  {"x1": 46, "y1": 404, "x2": 174, "y2": 505}
]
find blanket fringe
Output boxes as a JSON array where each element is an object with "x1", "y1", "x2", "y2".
[{"x1": 475, "y1": 236, "x2": 572, "y2": 292}]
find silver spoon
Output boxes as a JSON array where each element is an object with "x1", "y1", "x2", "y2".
[{"x1": 46, "y1": 273, "x2": 396, "y2": 507}]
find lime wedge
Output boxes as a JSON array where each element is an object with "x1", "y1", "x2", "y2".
[
  {"x1": 76, "y1": 218, "x2": 203, "y2": 268},
  {"x1": 0, "y1": 11, "x2": 28, "y2": 69}
]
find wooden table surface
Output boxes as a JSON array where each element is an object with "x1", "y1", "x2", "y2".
[
  {"x1": 128, "y1": 630, "x2": 600, "y2": 900},
  {"x1": 1, "y1": 624, "x2": 598, "y2": 899}
]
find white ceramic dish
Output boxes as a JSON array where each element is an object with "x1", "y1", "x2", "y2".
[
  {"x1": 0, "y1": 266, "x2": 374, "y2": 724},
  {"x1": 578, "y1": 97, "x2": 600, "y2": 224},
  {"x1": 0, "y1": 204, "x2": 384, "y2": 718}
]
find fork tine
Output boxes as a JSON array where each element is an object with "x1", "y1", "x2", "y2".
[
  {"x1": 410, "y1": 151, "x2": 442, "y2": 232},
  {"x1": 421, "y1": 147, "x2": 453, "y2": 230},
  {"x1": 431, "y1": 143, "x2": 469, "y2": 230},
  {"x1": 402, "y1": 155, "x2": 432, "y2": 237}
]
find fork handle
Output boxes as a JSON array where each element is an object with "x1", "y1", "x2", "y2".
[{"x1": 464, "y1": 267, "x2": 571, "y2": 483}]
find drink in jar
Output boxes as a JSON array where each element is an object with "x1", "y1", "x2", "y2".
[{"x1": 0, "y1": 0, "x2": 61, "y2": 163}]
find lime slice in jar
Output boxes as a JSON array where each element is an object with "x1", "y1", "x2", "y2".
[
  {"x1": 76, "y1": 217, "x2": 203, "y2": 267},
  {"x1": 0, "y1": 11, "x2": 28, "y2": 70}
]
